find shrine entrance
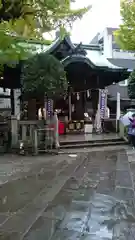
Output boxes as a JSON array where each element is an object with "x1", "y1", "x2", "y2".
[{"x1": 0, "y1": 36, "x2": 129, "y2": 136}]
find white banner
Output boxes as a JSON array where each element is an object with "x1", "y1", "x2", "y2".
[
  {"x1": 116, "y1": 92, "x2": 121, "y2": 120},
  {"x1": 116, "y1": 92, "x2": 121, "y2": 132},
  {"x1": 99, "y1": 89, "x2": 108, "y2": 119}
]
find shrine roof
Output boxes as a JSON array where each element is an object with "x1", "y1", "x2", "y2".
[
  {"x1": 44, "y1": 36, "x2": 75, "y2": 54},
  {"x1": 42, "y1": 36, "x2": 126, "y2": 71},
  {"x1": 61, "y1": 50, "x2": 125, "y2": 72},
  {"x1": 85, "y1": 49, "x2": 122, "y2": 70},
  {"x1": 6, "y1": 36, "x2": 130, "y2": 72},
  {"x1": 107, "y1": 58, "x2": 135, "y2": 71}
]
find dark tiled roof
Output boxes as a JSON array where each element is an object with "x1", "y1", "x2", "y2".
[{"x1": 107, "y1": 58, "x2": 135, "y2": 70}]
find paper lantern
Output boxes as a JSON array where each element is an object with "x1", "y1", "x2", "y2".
[{"x1": 77, "y1": 93, "x2": 80, "y2": 100}]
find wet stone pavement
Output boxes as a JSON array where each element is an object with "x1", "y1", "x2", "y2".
[{"x1": 0, "y1": 148, "x2": 135, "y2": 239}]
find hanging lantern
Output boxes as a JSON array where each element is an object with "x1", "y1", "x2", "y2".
[
  {"x1": 87, "y1": 90, "x2": 91, "y2": 98},
  {"x1": 105, "y1": 87, "x2": 108, "y2": 94},
  {"x1": 72, "y1": 104, "x2": 75, "y2": 112},
  {"x1": 77, "y1": 92, "x2": 80, "y2": 100},
  {"x1": 87, "y1": 90, "x2": 90, "y2": 98}
]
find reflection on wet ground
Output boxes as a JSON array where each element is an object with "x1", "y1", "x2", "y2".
[{"x1": 0, "y1": 148, "x2": 135, "y2": 239}]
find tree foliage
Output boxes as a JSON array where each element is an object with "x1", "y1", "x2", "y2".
[
  {"x1": 115, "y1": 0, "x2": 135, "y2": 51},
  {"x1": 0, "y1": 0, "x2": 89, "y2": 64},
  {"x1": 21, "y1": 53, "x2": 68, "y2": 97},
  {"x1": 128, "y1": 70, "x2": 135, "y2": 99}
]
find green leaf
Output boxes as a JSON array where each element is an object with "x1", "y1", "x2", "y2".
[
  {"x1": 0, "y1": 0, "x2": 90, "y2": 66},
  {"x1": 128, "y1": 70, "x2": 135, "y2": 99},
  {"x1": 114, "y1": 0, "x2": 135, "y2": 51},
  {"x1": 21, "y1": 53, "x2": 68, "y2": 98}
]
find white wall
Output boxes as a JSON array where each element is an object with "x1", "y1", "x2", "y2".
[
  {"x1": 0, "y1": 88, "x2": 11, "y2": 109},
  {"x1": 112, "y1": 50, "x2": 135, "y2": 59},
  {"x1": 102, "y1": 27, "x2": 135, "y2": 60},
  {"x1": 103, "y1": 28, "x2": 112, "y2": 58}
]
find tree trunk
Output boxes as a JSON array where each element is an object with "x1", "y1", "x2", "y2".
[
  {"x1": 11, "y1": 89, "x2": 14, "y2": 115},
  {"x1": 28, "y1": 99, "x2": 37, "y2": 120}
]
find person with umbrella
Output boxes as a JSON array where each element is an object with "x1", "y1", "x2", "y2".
[{"x1": 128, "y1": 113, "x2": 135, "y2": 149}]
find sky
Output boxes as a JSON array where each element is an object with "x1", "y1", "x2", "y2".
[
  {"x1": 71, "y1": 0, "x2": 121, "y2": 43},
  {"x1": 43, "y1": 0, "x2": 121, "y2": 44}
]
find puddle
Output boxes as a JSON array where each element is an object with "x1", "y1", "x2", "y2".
[{"x1": 68, "y1": 154, "x2": 78, "y2": 158}]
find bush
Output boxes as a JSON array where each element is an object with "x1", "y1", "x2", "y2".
[{"x1": 21, "y1": 53, "x2": 68, "y2": 98}]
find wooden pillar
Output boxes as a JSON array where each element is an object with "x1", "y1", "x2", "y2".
[
  {"x1": 10, "y1": 89, "x2": 14, "y2": 115},
  {"x1": 68, "y1": 89, "x2": 72, "y2": 121}
]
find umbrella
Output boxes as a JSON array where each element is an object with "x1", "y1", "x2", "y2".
[{"x1": 120, "y1": 111, "x2": 135, "y2": 126}]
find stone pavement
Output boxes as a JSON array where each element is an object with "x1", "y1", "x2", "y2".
[{"x1": 0, "y1": 147, "x2": 135, "y2": 239}]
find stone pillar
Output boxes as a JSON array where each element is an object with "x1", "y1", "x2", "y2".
[
  {"x1": 53, "y1": 112, "x2": 59, "y2": 148},
  {"x1": 11, "y1": 115, "x2": 18, "y2": 147},
  {"x1": 119, "y1": 121, "x2": 125, "y2": 138},
  {"x1": 34, "y1": 129, "x2": 38, "y2": 155},
  {"x1": 14, "y1": 89, "x2": 21, "y2": 119}
]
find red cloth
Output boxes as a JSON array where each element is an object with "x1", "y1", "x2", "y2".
[
  {"x1": 49, "y1": 121, "x2": 65, "y2": 134},
  {"x1": 59, "y1": 121, "x2": 65, "y2": 135}
]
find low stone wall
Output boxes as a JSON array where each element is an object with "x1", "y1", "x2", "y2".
[
  {"x1": 119, "y1": 121, "x2": 128, "y2": 141},
  {"x1": 11, "y1": 117, "x2": 59, "y2": 154}
]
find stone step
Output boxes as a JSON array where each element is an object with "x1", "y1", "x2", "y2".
[
  {"x1": 60, "y1": 140, "x2": 127, "y2": 149},
  {"x1": 60, "y1": 137, "x2": 123, "y2": 146}
]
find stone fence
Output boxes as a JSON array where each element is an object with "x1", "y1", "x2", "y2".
[{"x1": 11, "y1": 116, "x2": 59, "y2": 154}]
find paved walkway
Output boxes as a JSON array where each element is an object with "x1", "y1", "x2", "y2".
[{"x1": 0, "y1": 147, "x2": 135, "y2": 239}]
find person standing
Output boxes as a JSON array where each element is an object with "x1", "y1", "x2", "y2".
[
  {"x1": 38, "y1": 104, "x2": 46, "y2": 121},
  {"x1": 128, "y1": 113, "x2": 135, "y2": 149}
]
